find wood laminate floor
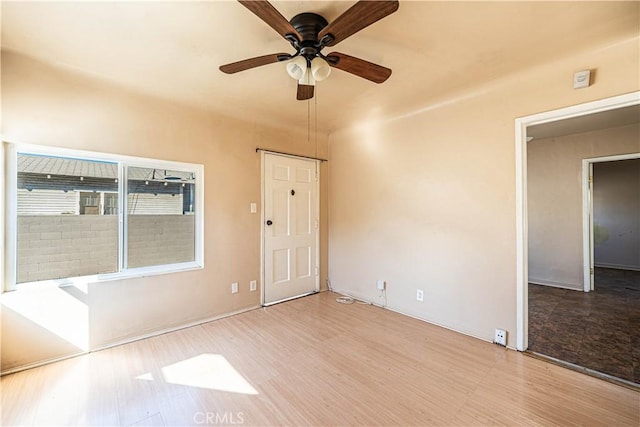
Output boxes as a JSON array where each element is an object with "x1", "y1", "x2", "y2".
[{"x1": 2, "y1": 291, "x2": 638, "y2": 426}]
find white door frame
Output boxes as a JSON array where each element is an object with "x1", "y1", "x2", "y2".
[
  {"x1": 582, "y1": 153, "x2": 640, "y2": 293},
  {"x1": 260, "y1": 151, "x2": 320, "y2": 306},
  {"x1": 515, "y1": 91, "x2": 640, "y2": 351}
]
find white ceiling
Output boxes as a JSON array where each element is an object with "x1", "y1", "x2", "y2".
[
  {"x1": 2, "y1": 1, "x2": 639, "y2": 133},
  {"x1": 528, "y1": 104, "x2": 640, "y2": 140}
]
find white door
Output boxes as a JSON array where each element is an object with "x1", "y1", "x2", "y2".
[{"x1": 263, "y1": 154, "x2": 318, "y2": 305}]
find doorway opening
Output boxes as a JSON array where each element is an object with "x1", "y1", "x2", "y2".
[
  {"x1": 583, "y1": 155, "x2": 640, "y2": 292},
  {"x1": 515, "y1": 91, "x2": 640, "y2": 385}
]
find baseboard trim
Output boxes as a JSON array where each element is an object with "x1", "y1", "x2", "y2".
[
  {"x1": 329, "y1": 288, "x2": 515, "y2": 350},
  {"x1": 0, "y1": 305, "x2": 261, "y2": 376},
  {"x1": 528, "y1": 278, "x2": 582, "y2": 291},
  {"x1": 92, "y1": 305, "x2": 261, "y2": 353},
  {"x1": 0, "y1": 352, "x2": 87, "y2": 377},
  {"x1": 594, "y1": 263, "x2": 640, "y2": 272}
]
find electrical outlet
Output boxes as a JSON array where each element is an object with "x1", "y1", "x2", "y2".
[
  {"x1": 249, "y1": 280, "x2": 257, "y2": 292},
  {"x1": 416, "y1": 289, "x2": 424, "y2": 302},
  {"x1": 231, "y1": 282, "x2": 238, "y2": 294},
  {"x1": 494, "y1": 328, "x2": 507, "y2": 346},
  {"x1": 377, "y1": 280, "x2": 385, "y2": 290}
]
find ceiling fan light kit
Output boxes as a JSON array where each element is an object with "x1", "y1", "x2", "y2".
[
  {"x1": 286, "y1": 56, "x2": 330, "y2": 87},
  {"x1": 286, "y1": 56, "x2": 307, "y2": 80},
  {"x1": 220, "y1": 0, "x2": 399, "y2": 100},
  {"x1": 310, "y1": 57, "x2": 331, "y2": 81},
  {"x1": 298, "y1": 70, "x2": 315, "y2": 87}
]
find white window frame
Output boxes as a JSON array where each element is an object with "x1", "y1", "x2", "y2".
[{"x1": 3, "y1": 142, "x2": 204, "y2": 292}]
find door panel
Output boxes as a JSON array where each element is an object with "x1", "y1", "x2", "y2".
[
  {"x1": 273, "y1": 164, "x2": 290, "y2": 181},
  {"x1": 272, "y1": 248, "x2": 290, "y2": 284},
  {"x1": 272, "y1": 188, "x2": 289, "y2": 237},
  {"x1": 264, "y1": 154, "x2": 318, "y2": 304},
  {"x1": 296, "y1": 246, "x2": 311, "y2": 279},
  {"x1": 295, "y1": 191, "x2": 311, "y2": 235},
  {"x1": 296, "y1": 167, "x2": 311, "y2": 183}
]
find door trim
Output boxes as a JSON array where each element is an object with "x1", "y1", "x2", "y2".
[
  {"x1": 582, "y1": 153, "x2": 640, "y2": 292},
  {"x1": 260, "y1": 152, "x2": 320, "y2": 306},
  {"x1": 515, "y1": 90, "x2": 640, "y2": 352}
]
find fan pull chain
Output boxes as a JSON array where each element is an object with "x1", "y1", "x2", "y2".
[
  {"x1": 307, "y1": 96, "x2": 311, "y2": 146},
  {"x1": 315, "y1": 89, "x2": 318, "y2": 160}
]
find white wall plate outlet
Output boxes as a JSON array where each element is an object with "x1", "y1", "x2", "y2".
[
  {"x1": 231, "y1": 282, "x2": 238, "y2": 294},
  {"x1": 249, "y1": 280, "x2": 257, "y2": 292},
  {"x1": 416, "y1": 289, "x2": 424, "y2": 302},
  {"x1": 377, "y1": 280, "x2": 385, "y2": 290},
  {"x1": 494, "y1": 328, "x2": 507, "y2": 346}
]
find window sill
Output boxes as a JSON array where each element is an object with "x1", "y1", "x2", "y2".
[{"x1": 7, "y1": 261, "x2": 203, "y2": 293}]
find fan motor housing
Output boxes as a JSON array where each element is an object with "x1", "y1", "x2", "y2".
[{"x1": 290, "y1": 12, "x2": 328, "y2": 43}]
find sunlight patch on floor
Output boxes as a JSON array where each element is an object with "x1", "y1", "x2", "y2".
[{"x1": 136, "y1": 353, "x2": 258, "y2": 395}]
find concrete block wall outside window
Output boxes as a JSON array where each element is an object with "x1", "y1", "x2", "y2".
[
  {"x1": 17, "y1": 215, "x2": 118, "y2": 283},
  {"x1": 17, "y1": 215, "x2": 196, "y2": 283},
  {"x1": 127, "y1": 215, "x2": 195, "y2": 268}
]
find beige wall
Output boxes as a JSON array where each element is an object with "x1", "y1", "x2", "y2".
[
  {"x1": 593, "y1": 158, "x2": 640, "y2": 270},
  {"x1": 528, "y1": 125, "x2": 640, "y2": 289},
  {"x1": 328, "y1": 37, "x2": 639, "y2": 346},
  {"x1": 1, "y1": 51, "x2": 329, "y2": 371}
]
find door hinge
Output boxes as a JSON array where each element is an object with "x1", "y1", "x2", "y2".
[
  {"x1": 588, "y1": 175, "x2": 593, "y2": 184},
  {"x1": 315, "y1": 219, "x2": 319, "y2": 229},
  {"x1": 590, "y1": 268, "x2": 594, "y2": 275}
]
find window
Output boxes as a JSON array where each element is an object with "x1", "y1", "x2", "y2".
[
  {"x1": 6, "y1": 145, "x2": 203, "y2": 289},
  {"x1": 126, "y1": 166, "x2": 195, "y2": 269}
]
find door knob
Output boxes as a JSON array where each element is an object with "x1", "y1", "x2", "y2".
[{"x1": 266, "y1": 220, "x2": 273, "y2": 226}]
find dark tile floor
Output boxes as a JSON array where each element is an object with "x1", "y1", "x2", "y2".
[{"x1": 528, "y1": 268, "x2": 640, "y2": 384}]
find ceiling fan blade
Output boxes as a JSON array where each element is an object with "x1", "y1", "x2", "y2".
[
  {"x1": 327, "y1": 52, "x2": 391, "y2": 84},
  {"x1": 318, "y1": 0, "x2": 399, "y2": 46},
  {"x1": 238, "y1": 1, "x2": 301, "y2": 41},
  {"x1": 220, "y1": 53, "x2": 289, "y2": 74},
  {"x1": 297, "y1": 84, "x2": 314, "y2": 101}
]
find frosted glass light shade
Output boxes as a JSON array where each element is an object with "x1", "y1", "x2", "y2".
[
  {"x1": 311, "y1": 57, "x2": 331, "y2": 81},
  {"x1": 286, "y1": 56, "x2": 308, "y2": 80},
  {"x1": 299, "y1": 71, "x2": 315, "y2": 86}
]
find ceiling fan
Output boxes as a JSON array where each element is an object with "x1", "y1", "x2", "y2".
[{"x1": 219, "y1": 0, "x2": 399, "y2": 100}]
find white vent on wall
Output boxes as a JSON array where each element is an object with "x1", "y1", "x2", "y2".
[{"x1": 573, "y1": 70, "x2": 591, "y2": 89}]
